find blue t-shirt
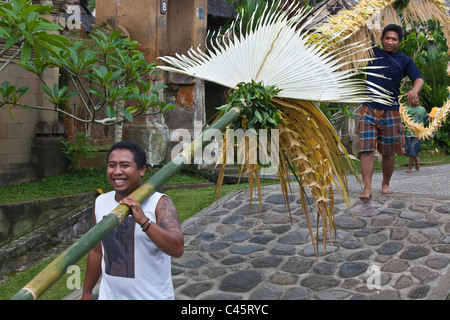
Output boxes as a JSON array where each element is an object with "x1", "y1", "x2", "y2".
[{"x1": 366, "y1": 47, "x2": 422, "y2": 111}]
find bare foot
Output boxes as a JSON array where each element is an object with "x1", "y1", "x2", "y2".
[
  {"x1": 381, "y1": 184, "x2": 394, "y2": 194},
  {"x1": 406, "y1": 169, "x2": 412, "y2": 173},
  {"x1": 359, "y1": 188, "x2": 372, "y2": 200}
]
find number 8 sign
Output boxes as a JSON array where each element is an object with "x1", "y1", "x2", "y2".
[{"x1": 160, "y1": 0, "x2": 167, "y2": 14}]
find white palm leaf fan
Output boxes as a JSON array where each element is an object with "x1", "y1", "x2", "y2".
[{"x1": 158, "y1": 2, "x2": 393, "y2": 105}]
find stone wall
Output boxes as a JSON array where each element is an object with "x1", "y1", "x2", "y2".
[
  {"x1": 0, "y1": 192, "x2": 96, "y2": 278},
  {"x1": 0, "y1": 64, "x2": 61, "y2": 186}
]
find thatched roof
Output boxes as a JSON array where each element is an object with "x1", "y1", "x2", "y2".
[
  {"x1": 207, "y1": 0, "x2": 237, "y2": 19},
  {"x1": 308, "y1": 0, "x2": 354, "y2": 25}
]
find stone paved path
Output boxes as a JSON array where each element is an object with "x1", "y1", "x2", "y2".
[{"x1": 172, "y1": 165, "x2": 450, "y2": 300}]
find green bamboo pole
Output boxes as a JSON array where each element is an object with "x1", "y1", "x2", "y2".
[{"x1": 10, "y1": 107, "x2": 240, "y2": 300}]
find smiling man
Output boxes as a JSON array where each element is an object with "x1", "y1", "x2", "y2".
[
  {"x1": 82, "y1": 141, "x2": 184, "y2": 300},
  {"x1": 359, "y1": 24, "x2": 424, "y2": 200}
]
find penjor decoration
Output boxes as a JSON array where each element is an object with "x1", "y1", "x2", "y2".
[{"x1": 399, "y1": 93, "x2": 450, "y2": 140}]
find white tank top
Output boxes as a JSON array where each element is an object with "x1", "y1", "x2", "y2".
[{"x1": 94, "y1": 191, "x2": 174, "y2": 300}]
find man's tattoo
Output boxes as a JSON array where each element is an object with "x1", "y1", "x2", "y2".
[{"x1": 158, "y1": 196, "x2": 181, "y2": 231}]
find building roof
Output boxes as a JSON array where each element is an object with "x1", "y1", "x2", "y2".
[{"x1": 207, "y1": 0, "x2": 237, "y2": 19}]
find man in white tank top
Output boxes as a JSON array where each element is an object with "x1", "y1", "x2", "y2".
[{"x1": 81, "y1": 141, "x2": 184, "y2": 300}]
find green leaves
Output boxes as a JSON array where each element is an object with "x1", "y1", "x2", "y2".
[
  {"x1": 0, "y1": 81, "x2": 29, "y2": 119},
  {"x1": 219, "y1": 80, "x2": 281, "y2": 132},
  {"x1": 60, "y1": 132, "x2": 96, "y2": 171},
  {"x1": 0, "y1": 0, "x2": 68, "y2": 63},
  {"x1": 41, "y1": 83, "x2": 79, "y2": 106}
]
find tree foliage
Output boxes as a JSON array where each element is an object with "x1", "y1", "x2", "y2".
[
  {"x1": 0, "y1": 0, "x2": 69, "y2": 116},
  {"x1": 0, "y1": 0, "x2": 174, "y2": 128}
]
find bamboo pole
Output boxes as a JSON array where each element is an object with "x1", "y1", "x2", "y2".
[{"x1": 10, "y1": 107, "x2": 240, "y2": 300}]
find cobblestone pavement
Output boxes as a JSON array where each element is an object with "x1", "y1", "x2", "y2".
[{"x1": 172, "y1": 164, "x2": 450, "y2": 300}]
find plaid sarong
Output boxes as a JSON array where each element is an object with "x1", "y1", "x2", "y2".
[{"x1": 359, "y1": 105, "x2": 405, "y2": 155}]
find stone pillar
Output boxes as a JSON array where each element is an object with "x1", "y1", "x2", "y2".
[
  {"x1": 166, "y1": 0, "x2": 207, "y2": 129},
  {"x1": 163, "y1": 0, "x2": 207, "y2": 165},
  {"x1": 332, "y1": 105, "x2": 361, "y2": 157},
  {"x1": 95, "y1": 0, "x2": 168, "y2": 164}
]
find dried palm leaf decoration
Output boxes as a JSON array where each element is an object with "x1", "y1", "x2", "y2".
[
  {"x1": 313, "y1": 0, "x2": 450, "y2": 69},
  {"x1": 400, "y1": 93, "x2": 450, "y2": 140},
  {"x1": 159, "y1": 2, "x2": 394, "y2": 252}
]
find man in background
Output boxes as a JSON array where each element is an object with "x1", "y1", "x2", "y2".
[{"x1": 359, "y1": 24, "x2": 424, "y2": 200}]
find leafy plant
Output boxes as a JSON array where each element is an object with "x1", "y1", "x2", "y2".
[
  {"x1": 0, "y1": 0, "x2": 68, "y2": 117},
  {"x1": 421, "y1": 83, "x2": 449, "y2": 111},
  {"x1": 60, "y1": 132, "x2": 96, "y2": 171},
  {"x1": 0, "y1": 0, "x2": 69, "y2": 66},
  {"x1": 400, "y1": 20, "x2": 449, "y2": 109},
  {"x1": 0, "y1": 81, "x2": 29, "y2": 119},
  {"x1": 218, "y1": 80, "x2": 282, "y2": 133},
  {"x1": 20, "y1": 29, "x2": 175, "y2": 128}
]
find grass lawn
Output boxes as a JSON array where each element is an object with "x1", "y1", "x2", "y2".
[
  {"x1": 0, "y1": 166, "x2": 211, "y2": 204},
  {"x1": 1, "y1": 150, "x2": 448, "y2": 299}
]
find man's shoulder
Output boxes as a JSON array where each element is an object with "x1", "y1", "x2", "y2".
[
  {"x1": 372, "y1": 47, "x2": 412, "y2": 65},
  {"x1": 96, "y1": 190, "x2": 115, "y2": 202},
  {"x1": 372, "y1": 46, "x2": 382, "y2": 53},
  {"x1": 141, "y1": 191, "x2": 166, "y2": 207},
  {"x1": 394, "y1": 51, "x2": 413, "y2": 61}
]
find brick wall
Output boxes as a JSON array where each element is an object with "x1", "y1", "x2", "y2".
[{"x1": 0, "y1": 62, "x2": 60, "y2": 186}]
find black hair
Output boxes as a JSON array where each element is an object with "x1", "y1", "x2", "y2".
[
  {"x1": 107, "y1": 141, "x2": 147, "y2": 168},
  {"x1": 382, "y1": 24, "x2": 403, "y2": 42}
]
